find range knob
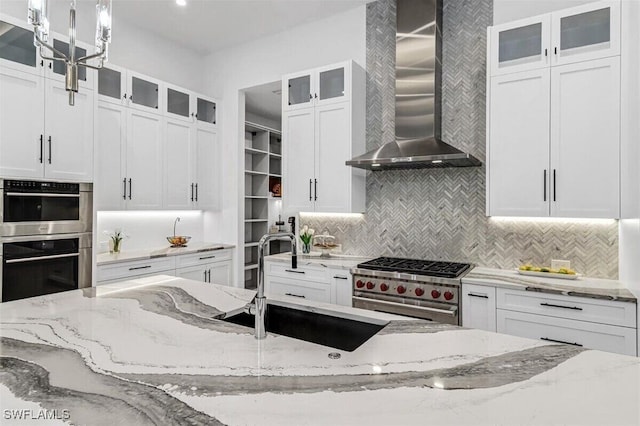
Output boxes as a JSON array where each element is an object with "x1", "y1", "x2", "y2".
[
  {"x1": 366, "y1": 281, "x2": 375, "y2": 290},
  {"x1": 380, "y1": 283, "x2": 389, "y2": 292},
  {"x1": 431, "y1": 289, "x2": 441, "y2": 299},
  {"x1": 356, "y1": 280, "x2": 365, "y2": 288},
  {"x1": 415, "y1": 288, "x2": 425, "y2": 297},
  {"x1": 444, "y1": 291, "x2": 454, "y2": 301},
  {"x1": 397, "y1": 285, "x2": 406, "y2": 294}
]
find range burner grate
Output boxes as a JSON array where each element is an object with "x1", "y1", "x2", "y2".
[{"x1": 357, "y1": 257, "x2": 471, "y2": 278}]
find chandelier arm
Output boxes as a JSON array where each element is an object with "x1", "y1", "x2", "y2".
[
  {"x1": 76, "y1": 45, "x2": 107, "y2": 64},
  {"x1": 77, "y1": 62, "x2": 102, "y2": 71},
  {"x1": 35, "y1": 34, "x2": 69, "y2": 62}
]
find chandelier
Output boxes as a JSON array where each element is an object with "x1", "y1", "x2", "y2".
[{"x1": 27, "y1": 0, "x2": 112, "y2": 106}]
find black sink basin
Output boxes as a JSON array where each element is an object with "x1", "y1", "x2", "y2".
[{"x1": 222, "y1": 303, "x2": 386, "y2": 352}]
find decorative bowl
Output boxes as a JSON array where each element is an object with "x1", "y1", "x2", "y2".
[{"x1": 167, "y1": 236, "x2": 191, "y2": 247}]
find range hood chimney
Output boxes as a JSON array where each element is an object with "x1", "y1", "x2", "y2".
[{"x1": 346, "y1": 0, "x2": 481, "y2": 170}]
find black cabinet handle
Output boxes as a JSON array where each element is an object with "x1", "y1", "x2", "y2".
[
  {"x1": 309, "y1": 179, "x2": 312, "y2": 201},
  {"x1": 129, "y1": 265, "x2": 151, "y2": 271},
  {"x1": 195, "y1": 183, "x2": 198, "y2": 201},
  {"x1": 544, "y1": 48, "x2": 548, "y2": 57},
  {"x1": 541, "y1": 337, "x2": 582, "y2": 347},
  {"x1": 543, "y1": 169, "x2": 547, "y2": 201},
  {"x1": 123, "y1": 93, "x2": 127, "y2": 99},
  {"x1": 314, "y1": 93, "x2": 318, "y2": 99},
  {"x1": 540, "y1": 302, "x2": 582, "y2": 311},
  {"x1": 48, "y1": 62, "x2": 52, "y2": 69},
  {"x1": 468, "y1": 293, "x2": 489, "y2": 299},
  {"x1": 207, "y1": 269, "x2": 211, "y2": 283},
  {"x1": 123, "y1": 178, "x2": 127, "y2": 200},
  {"x1": 553, "y1": 169, "x2": 556, "y2": 201},
  {"x1": 40, "y1": 59, "x2": 44, "y2": 67},
  {"x1": 128, "y1": 178, "x2": 132, "y2": 200},
  {"x1": 314, "y1": 179, "x2": 318, "y2": 201},
  {"x1": 199, "y1": 255, "x2": 216, "y2": 260},
  {"x1": 309, "y1": 93, "x2": 313, "y2": 100},
  {"x1": 554, "y1": 47, "x2": 558, "y2": 55},
  {"x1": 47, "y1": 136, "x2": 52, "y2": 164},
  {"x1": 203, "y1": 270, "x2": 207, "y2": 282},
  {"x1": 285, "y1": 269, "x2": 305, "y2": 274},
  {"x1": 334, "y1": 276, "x2": 348, "y2": 280},
  {"x1": 285, "y1": 293, "x2": 305, "y2": 298},
  {"x1": 191, "y1": 183, "x2": 194, "y2": 202},
  {"x1": 39, "y1": 135, "x2": 44, "y2": 163}
]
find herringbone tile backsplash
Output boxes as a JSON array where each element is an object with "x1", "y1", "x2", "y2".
[{"x1": 301, "y1": 0, "x2": 618, "y2": 279}]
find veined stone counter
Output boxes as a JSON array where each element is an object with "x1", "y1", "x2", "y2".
[
  {"x1": 463, "y1": 267, "x2": 637, "y2": 303},
  {"x1": 97, "y1": 242, "x2": 235, "y2": 266},
  {"x1": 265, "y1": 252, "x2": 372, "y2": 271},
  {"x1": 1, "y1": 275, "x2": 639, "y2": 425}
]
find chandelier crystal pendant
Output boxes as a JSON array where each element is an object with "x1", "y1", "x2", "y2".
[{"x1": 27, "y1": 0, "x2": 112, "y2": 106}]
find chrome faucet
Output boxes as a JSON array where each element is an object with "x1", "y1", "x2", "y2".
[{"x1": 247, "y1": 232, "x2": 297, "y2": 339}]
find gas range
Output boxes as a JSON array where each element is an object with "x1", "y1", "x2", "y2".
[{"x1": 351, "y1": 257, "x2": 474, "y2": 325}]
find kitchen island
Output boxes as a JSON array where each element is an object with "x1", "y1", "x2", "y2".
[{"x1": 1, "y1": 276, "x2": 639, "y2": 425}]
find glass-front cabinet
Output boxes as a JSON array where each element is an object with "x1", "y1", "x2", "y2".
[
  {"x1": 196, "y1": 96, "x2": 217, "y2": 126},
  {"x1": 283, "y1": 61, "x2": 351, "y2": 111},
  {"x1": 47, "y1": 38, "x2": 93, "y2": 89},
  {"x1": 164, "y1": 83, "x2": 194, "y2": 122},
  {"x1": 97, "y1": 65, "x2": 127, "y2": 104},
  {"x1": 127, "y1": 71, "x2": 162, "y2": 112},
  {"x1": 490, "y1": 0, "x2": 620, "y2": 76},
  {"x1": 0, "y1": 16, "x2": 43, "y2": 76}
]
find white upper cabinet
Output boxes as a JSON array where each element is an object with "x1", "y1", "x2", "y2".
[
  {"x1": 283, "y1": 62, "x2": 351, "y2": 111},
  {"x1": 127, "y1": 71, "x2": 162, "y2": 113},
  {"x1": 97, "y1": 64, "x2": 127, "y2": 105},
  {"x1": 194, "y1": 95, "x2": 217, "y2": 128},
  {"x1": 94, "y1": 101, "x2": 127, "y2": 211},
  {"x1": 489, "y1": 0, "x2": 620, "y2": 76},
  {"x1": 164, "y1": 118, "x2": 194, "y2": 210},
  {"x1": 165, "y1": 83, "x2": 194, "y2": 123},
  {"x1": 194, "y1": 124, "x2": 220, "y2": 210},
  {"x1": 282, "y1": 60, "x2": 366, "y2": 215},
  {"x1": 490, "y1": 15, "x2": 551, "y2": 76},
  {"x1": 0, "y1": 16, "x2": 45, "y2": 77},
  {"x1": 551, "y1": 0, "x2": 620, "y2": 66},
  {"x1": 550, "y1": 57, "x2": 620, "y2": 218},
  {"x1": 45, "y1": 36, "x2": 95, "y2": 90}
]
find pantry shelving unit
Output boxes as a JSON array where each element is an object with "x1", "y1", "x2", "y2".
[{"x1": 243, "y1": 122, "x2": 287, "y2": 289}]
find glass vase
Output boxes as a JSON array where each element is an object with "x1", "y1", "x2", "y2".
[
  {"x1": 112, "y1": 238, "x2": 122, "y2": 253},
  {"x1": 302, "y1": 242, "x2": 311, "y2": 254}
]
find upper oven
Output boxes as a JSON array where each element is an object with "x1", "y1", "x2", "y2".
[{"x1": 0, "y1": 179, "x2": 92, "y2": 237}]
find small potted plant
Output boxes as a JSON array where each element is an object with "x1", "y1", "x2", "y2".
[
  {"x1": 299, "y1": 225, "x2": 315, "y2": 254},
  {"x1": 104, "y1": 229, "x2": 127, "y2": 253}
]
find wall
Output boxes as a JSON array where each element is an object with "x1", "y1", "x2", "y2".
[
  {"x1": 493, "y1": 0, "x2": 599, "y2": 24},
  {"x1": 202, "y1": 5, "x2": 367, "y2": 285},
  {"x1": 0, "y1": 0, "x2": 206, "y2": 93},
  {"x1": 301, "y1": 0, "x2": 619, "y2": 279}
]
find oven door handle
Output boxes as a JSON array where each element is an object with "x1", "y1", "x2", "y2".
[
  {"x1": 5, "y1": 252, "x2": 80, "y2": 264},
  {"x1": 352, "y1": 296, "x2": 458, "y2": 317},
  {"x1": 5, "y1": 192, "x2": 81, "y2": 198}
]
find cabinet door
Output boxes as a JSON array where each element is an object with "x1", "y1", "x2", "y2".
[
  {"x1": 165, "y1": 84, "x2": 193, "y2": 122},
  {"x1": 95, "y1": 102, "x2": 126, "y2": 210},
  {"x1": 176, "y1": 265, "x2": 208, "y2": 283},
  {"x1": 283, "y1": 71, "x2": 314, "y2": 111},
  {"x1": 127, "y1": 71, "x2": 161, "y2": 112},
  {"x1": 194, "y1": 125, "x2": 220, "y2": 210},
  {"x1": 315, "y1": 63, "x2": 349, "y2": 106},
  {"x1": 488, "y1": 69, "x2": 550, "y2": 217},
  {"x1": 315, "y1": 103, "x2": 351, "y2": 213},
  {"x1": 126, "y1": 109, "x2": 163, "y2": 209},
  {"x1": 489, "y1": 15, "x2": 551, "y2": 76},
  {"x1": 44, "y1": 79, "x2": 94, "y2": 182},
  {"x1": 551, "y1": 0, "x2": 620, "y2": 66},
  {"x1": 282, "y1": 108, "x2": 315, "y2": 213},
  {"x1": 550, "y1": 57, "x2": 620, "y2": 218},
  {"x1": 332, "y1": 272, "x2": 352, "y2": 306},
  {"x1": 195, "y1": 96, "x2": 217, "y2": 127},
  {"x1": 209, "y1": 261, "x2": 232, "y2": 286},
  {"x1": 164, "y1": 118, "x2": 193, "y2": 209},
  {"x1": 97, "y1": 65, "x2": 127, "y2": 105},
  {"x1": 45, "y1": 37, "x2": 94, "y2": 90},
  {"x1": 461, "y1": 284, "x2": 496, "y2": 332},
  {"x1": 0, "y1": 67, "x2": 45, "y2": 178},
  {"x1": 0, "y1": 17, "x2": 44, "y2": 77},
  {"x1": 265, "y1": 275, "x2": 332, "y2": 303}
]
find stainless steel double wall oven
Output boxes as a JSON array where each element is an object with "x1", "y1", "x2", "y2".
[{"x1": 0, "y1": 179, "x2": 92, "y2": 302}]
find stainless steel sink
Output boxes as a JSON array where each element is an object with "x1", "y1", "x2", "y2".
[{"x1": 222, "y1": 303, "x2": 387, "y2": 352}]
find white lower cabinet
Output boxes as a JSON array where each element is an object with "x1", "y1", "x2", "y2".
[
  {"x1": 264, "y1": 260, "x2": 352, "y2": 306},
  {"x1": 461, "y1": 284, "x2": 497, "y2": 332},
  {"x1": 97, "y1": 257, "x2": 176, "y2": 284},
  {"x1": 495, "y1": 287, "x2": 636, "y2": 356}
]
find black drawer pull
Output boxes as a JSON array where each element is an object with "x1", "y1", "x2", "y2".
[
  {"x1": 199, "y1": 255, "x2": 216, "y2": 260},
  {"x1": 468, "y1": 293, "x2": 489, "y2": 299},
  {"x1": 285, "y1": 293, "x2": 305, "y2": 298},
  {"x1": 333, "y1": 276, "x2": 348, "y2": 280},
  {"x1": 541, "y1": 337, "x2": 583, "y2": 347},
  {"x1": 540, "y1": 302, "x2": 582, "y2": 311},
  {"x1": 129, "y1": 265, "x2": 152, "y2": 271},
  {"x1": 285, "y1": 269, "x2": 305, "y2": 274}
]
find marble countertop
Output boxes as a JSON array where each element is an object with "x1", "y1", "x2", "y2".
[
  {"x1": 464, "y1": 267, "x2": 637, "y2": 303},
  {"x1": 265, "y1": 252, "x2": 372, "y2": 270},
  {"x1": 2, "y1": 275, "x2": 640, "y2": 425},
  {"x1": 97, "y1": 242, "x2": 235, "y2": 266}
]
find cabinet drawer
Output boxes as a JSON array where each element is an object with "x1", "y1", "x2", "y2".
[
  {"x1": 497, "y1": 288, "x2": 637, "y2": 328},
  {"x1": 265, "y1": 261, "x2": 328, "y2": 283},
  {"x1": 97, "y1": 257, "x2": 175, "y2": 282},
  {"x1": 462, "y1": 284, "x2": 497, "y2": 332},
  {"x1": 96, "y1": 271, "x2": 176, "y2": 286},
  {"x1": 175, "y1": 249, "x2": 232, "y2": 268},
  {"x1": 497, "y1": 309, "x2": 637, "y2": 356},
  {"x1": 266, "y1": 276, "x2": 332, "y2": 304}
]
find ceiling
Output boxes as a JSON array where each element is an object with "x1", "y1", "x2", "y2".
[{"x1": 111, "y1": 0, "x2": 371, "y2": 54}]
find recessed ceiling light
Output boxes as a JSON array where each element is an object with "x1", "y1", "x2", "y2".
[{"x1": 176, "y1": 0, "x2": 186, "y2": 6}]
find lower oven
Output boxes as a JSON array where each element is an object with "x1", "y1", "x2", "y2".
[
  {"x1": 353, "y1": 293, "x2": 459, "y2": 325},
  {"x1": 1, "y1": 233, "x2": 91, "y2": 302}
]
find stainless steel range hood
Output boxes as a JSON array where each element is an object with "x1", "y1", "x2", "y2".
[{"x1": 346, "y1": 0, "x2": 481, "y2": 170}]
